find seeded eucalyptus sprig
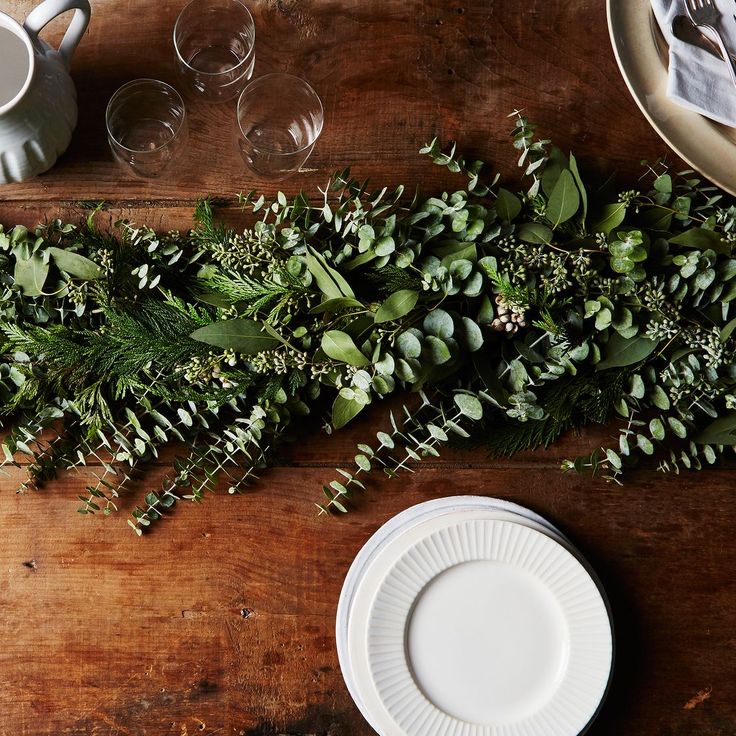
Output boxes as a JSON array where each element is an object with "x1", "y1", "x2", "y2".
[{"x1": 2, "y1": 112, "x2": 736, "y2": 531}]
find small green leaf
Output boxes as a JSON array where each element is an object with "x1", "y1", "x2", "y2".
[
  {"x1": 568, "y1": 153, "x2": 588, "y2": 222},
  {"x1": 694, "y1": 413, "x2": 736, "y2": 445},
  {"x1": 306, "y1": 246, "x2": 355, "y2": 298},
  {"x1": 446, "y1": 420, "x2": 470, "y2": 438},
  {"x1": 694, "y1": 269, "x2": 715, "y2": 291},
  {"x1": 194, "y1": 291, "x2": 233, "y2": 307},
  {"x1": 14, "y1": 254, "x2": 49, "y2": 296},
  {"x1": 374, "y1": 351, "x2": 395, "y2": 376},
  {"x1": 604, "y1": 448, "x2": 622, "y2": 469},
  {"x1": 309, "y1": 297, "x2": 363, "y2": 314},
  {"x1": 375, "y1": 289, "x2": 419, "y2": 323},
  {"x1": 649, "y1": 418, "x2": 665, "y2": 441},
  {"x1": 596, "y1": 334, "x2": 658, "y2": 371},
  {"x1": 424, "y1": 335, "x2": 452, "y2": 365},
  {"x1": 48, "y1": 247, "x2": 103, "y2": 280},
  {"x1": 454, "y1": 393, "x2": 483, "y2": 420},
  {"x1": 495, "y1": 188, "x2": 522, "y2": 221},
  {"x1": 651, "y1": 385, "x2": 671, "y2": 410},
  {"x1": 190, "y1": 319, "x2": 280, "y2": 354},
  {"x1": 355, "y1": 454, "x2": 371, "y2": 471},
  {"x1": 331, "y1": 499, "x2": 348, "y2": 513},
  {"x1": 636, "y1": 434, "x2": 654, "y2": 455},
  {"x1": 516, "y1": 222, "x2": 553, "y2": 244},
  {"x1": 668, "y1": 417, "x2": 688, "y2": 439},
  {"x1": 638, "y1": 205, "x2": 672, "y2": 232},
  {"x1": 459, "y1": 317, "x2": 484, "y2": 352},
  {"x1": 396, "y1": 331, "x2": 422, "y2": 359},
  {"x1": 630, "y1": 374, "x2": 645, "y2": 399},
  {"x1": 332, "y1": 395, "x2": 365, "y2": 429},
  {"x1": 593, "y1": 203, "x2": 627, "y2": 235},
  {"x1": 376, "y1": 431, "x2": 394, "y2": 449},
  {"x1": 653, "y1": 173, "x2": 672, "y2": 193},
  {"x1": 720, "y1": 316, "x2": 736, "y2": 343},
  {"x1": 669, "y1": 228, "x2": 729, "y2": 254},
  {"x1": 427, "y1": 424, "x2": 448, "y2": 442},
  {"x1": 612, "y1": 307, "x2": 633, "y2": 332},
  {"x1": 423, "y1": 309, "x2": 454, "y2": 339},
  {"x1": 546, "y1": 169, "x2": 580, "y2": 227},
  {"x1": 374, "y1": 236, "x2": 396, "y2": 257},
  {"x1": 478, "y1": 294, "x2": 494, "y2": 324},
  {"x1": 595, "y1": 307, "x2": 612, "y2": 330},
  {"x1": 321, "y1": 330, "x2": 370, "y2": 366},
  {"x1": 610, "y1": 256, "x2": 635, "y2": 274},
  {"x1": 343, "y1": 250, "x2": 378, "y2": 270},
  {"x1": 540, "y1": 146, "x2": 567, "y2": 196},
  {"x1": 329, "y1": 480, "x2": 347, "y2": 494},
  {"x1": 436, "y1": 241, "x2": 477, "y2": 268}
]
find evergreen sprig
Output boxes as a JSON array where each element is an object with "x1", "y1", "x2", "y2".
[{"x1": 2, "y1": 113, "x2": 736, "y2": 531}]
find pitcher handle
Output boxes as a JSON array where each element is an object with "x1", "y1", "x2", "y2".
[{"x1": 23, "y1": 0, "x2": 91, "y2": 69}]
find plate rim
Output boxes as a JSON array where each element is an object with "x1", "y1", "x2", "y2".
[
  {"x1": 336, "y1": 498, "x2": 575, "y2": 734},
  {"x1": 364, "y1": 519, "x2": 612, "y2": 735},
  {"x1": 607, "y1": 0, "x2": 736, "y2": 196},
  {"x1": 339, "y1": 501, "x2": 614, "y2": 736}
]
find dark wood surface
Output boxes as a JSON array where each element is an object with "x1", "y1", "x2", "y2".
[{"x1": 0, "y1": 1, "x2": 733, "y2": 734}]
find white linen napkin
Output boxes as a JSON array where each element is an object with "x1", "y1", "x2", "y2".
[{"x1": 651, "y1": 0, "x2": 736, "y2": 127}]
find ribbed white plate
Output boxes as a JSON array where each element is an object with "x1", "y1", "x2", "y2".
[
  {"x1": 607, "y1": 0, "x2": 736, "y2": 195},
  {"x1": 363, "y1": 519, "x2": 611, "y2": 735},
  {"x1": 343, "y1": 504, "x2": 613, "y2": 736},
  {"x1": 337, "y1": 497, "x2": 589, "y2": 734}
]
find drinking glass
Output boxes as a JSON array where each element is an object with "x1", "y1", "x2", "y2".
[
  {"x1": 174, "y1": 0, "x2": 255, "y2": 102},
  {"x1": 105, "y1": 79, "x2": 188, "y2": 179},
  {"x1": 236, "y1": 73, "x2": 323, "y2": 180}
]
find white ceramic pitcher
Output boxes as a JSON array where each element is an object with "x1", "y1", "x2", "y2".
[{"x1": 0, "y1": 0, "x2": 90, "y2": 184}]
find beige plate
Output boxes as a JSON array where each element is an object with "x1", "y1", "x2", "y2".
[{"x1": 607, "y1": 0, "x2": 736, "y2": 195}]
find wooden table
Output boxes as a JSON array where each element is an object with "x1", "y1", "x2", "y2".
[{"x1": 1, "y1": 1, "x2": 734, "y2": 734}]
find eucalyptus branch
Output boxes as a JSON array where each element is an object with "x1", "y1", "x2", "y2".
[
  {"x1": 319, "y1": 391, "x2": 484, "y2": 513},
  {"x1": 1, "y1": 114, "x2": 736, "y2": 534}
]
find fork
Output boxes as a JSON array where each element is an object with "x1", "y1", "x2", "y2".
[{"x1": 685, "y1": 0, "x2": 736, "y2": 88}]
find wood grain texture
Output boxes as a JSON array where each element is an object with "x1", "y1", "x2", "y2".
[
  {"x1": 0, "y1": 0, "x2": 671, "y2": 219},
  {"x1": 0, "y1": 0, "x2": 733, "y2": 735}
]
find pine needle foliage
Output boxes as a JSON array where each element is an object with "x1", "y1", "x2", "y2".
[{"x1": 2, "y1": 113, "x2": 736, "y2": 531}]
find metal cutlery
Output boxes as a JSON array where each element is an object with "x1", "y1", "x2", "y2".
[
  {"x1": 684, "y1": 0, "x2": 736, "y2": 87},
  {"x1": 672, "y1": 14, "x2": 734, "y2": 62}
]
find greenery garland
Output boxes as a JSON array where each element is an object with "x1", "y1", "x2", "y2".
[{"x1": 1, "y1": 114, "x2": 736, "y2": 533}]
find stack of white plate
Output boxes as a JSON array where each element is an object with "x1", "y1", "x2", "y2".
[{"x1": 336, "y1": 496, "x2": 614, "y2": 736}]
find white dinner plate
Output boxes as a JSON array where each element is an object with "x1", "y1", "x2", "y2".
[
  {"x1": 607, "y1": 0, "x2": 736, "y2": 195},
  {"x1": 338, "y1": 498, "x2": 613, "y2": 736},
  {"x1": 336, "y1": 496, "x2": 580, "y2": 722}
]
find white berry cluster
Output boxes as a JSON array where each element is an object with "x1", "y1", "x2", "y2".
[{"x1": 491, "y1": 294, "x2": 526, "y2": 334}]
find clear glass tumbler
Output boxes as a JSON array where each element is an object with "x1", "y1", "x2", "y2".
[
  {"x1": 236, "y1": 73, "x2": 323, "y2": 180},
  {"x1": 106, "y1": 79, "x2": 188, "y2": 179},
  {"x1": 174, "y1": 0, "x2": 255, "y2": 102}
]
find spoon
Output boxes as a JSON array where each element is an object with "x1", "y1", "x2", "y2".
[{"x1": 672, "y1": 14, "x2": 736, "y2": 63}]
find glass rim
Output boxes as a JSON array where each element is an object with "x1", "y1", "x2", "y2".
[
  {"x1": 105, "y1": 78, "x2": 187, "y2": 155},
  {"x1": 173, "y1": 0, "x2": 255, "y2": 78},
  {"x1": 236, "y1": 73, "x2": 324, "y2": 157}
]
